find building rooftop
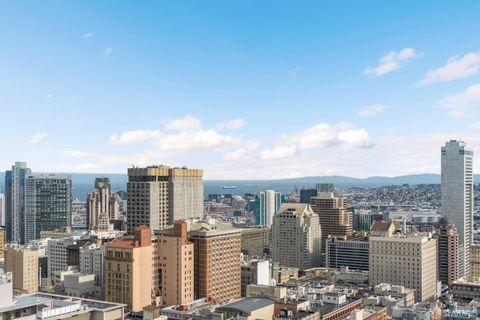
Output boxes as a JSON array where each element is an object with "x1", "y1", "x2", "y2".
[{"x1": 217, "y1": 297, "x2": 276, "y2": 313}]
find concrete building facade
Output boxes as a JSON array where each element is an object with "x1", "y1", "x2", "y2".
[
  {"x1": 271, "y1": 203, "x2": 322, "y2": 270},
  {"x1": 435, "y1": 224, "x2": 460, "y2": 286},
  {"x1": 104, "y1": 225, "x2": 153, "y2": 312},
  {"x1": 86, "y1": 178, "x2": 120, "y2": 230},
  {"x1": 310, "y1": 191, "x2": 352, "y2": 262},
  {"x1": 126, "y1": 166, "x2": 203, "y2": 234},
  {"x1": 441, "y1": 140, "x2": 474, "y2": 277},
  {"x1": 4, "y1": 247, "x2": 39, "y2": 294},
  {"x1": 25, "y1": 175, "x2": 72, "y2": 242},
  {"x1": 154, "y1": 220, "x2": 194, "y2": 307},
  {"x1": 326, "y1": 235, "x2": 369, "y2": 271},
  {"x1": 188, "y1": 219, "x2": 242, "y2": 303},
  {"x1": 369, "y1": 230, "x2": 437, "y2": 302},
  {"x1": 241, "y1": 226, "x2": 270, "y2": 257}
]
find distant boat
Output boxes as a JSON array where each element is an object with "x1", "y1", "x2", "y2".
[{"x1": 222, "y1": 186, "x2": 237, "y2": 189}]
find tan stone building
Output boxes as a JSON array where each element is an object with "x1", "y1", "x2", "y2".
[
  {"x1": 310, "y1": 192, "x2": 352, "y2": 260},
  {"x1": 470, "y1": 244, "x2": 480, "y2": 278},
  {"x1": 271, "y1": 203, "x2": 322, "y2": 270},
  {"x1": 4, "y1": 247, "x2": 39, "y2": 293},
  {"x1": 188, "y1": 219, "x2": 242, "y2": 303},
  {"x1": 86, "y1": 177, "x2": 120, "y2": 230},
  {"x1": 0, "y1": 228, "x2": 5, "y2": 258},
  {"x1": 241, "y1": 226, "x2": 270, "y2": 257},
  {"x1": 104, "y1": 225, "x2": 153, "y2": 312},
  {"x1": 369, "y1": 228, "x2": 437, "y2": 302},
  {"x1": 127, "y1": 166, "x2": 203, "y2": 234},
  {"x1": 154, "y1": 220, "x2": 194, "y2": 307}
]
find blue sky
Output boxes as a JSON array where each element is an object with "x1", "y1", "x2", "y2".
[{"x1": 1, "y1": 1, "x2": 480, "y2": 179}]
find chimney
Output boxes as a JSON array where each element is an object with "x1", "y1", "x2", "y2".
[{"x1": 174, "y1": 220, "x2": 188, "y2": 240}]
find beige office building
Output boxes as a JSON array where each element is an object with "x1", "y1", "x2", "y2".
[
  {"x1": 0, "y1": 228, "x2": 5, "y2": 258},
  {"x1": 87, "y1": 178, "x2": 120, "y2": 230},
  {"x1": 104, "y1": 225, "x2": 153, "y2": 312},
  {"x1": 4, "y1": 247, "x2": 39, "y2": 294},
  {"x1": 241, "y1": 226, "x2": 270, "y2": 257},
  {"x1": 310, "y1": 192, "x2": 352, "y2": 260},
  {"x1": 271, "y1": 203, "x2": 322, "y2": 270},
  {"x1": 127, "y1": 166, "x2": 203, "y2": 234},
  {"x1": 470, "y1": 244, "x2": 480, "y2": 279},
  {"x1": 154, "y1": 220, "x2": 194, "y2": 307},
  {"x1": 369, "y1": 228, "x2": 437, "y2": 302},
  {"x1": 188, "y1": 219, "x2": 242, "y2": 303}
]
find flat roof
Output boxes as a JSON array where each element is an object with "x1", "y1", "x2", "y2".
[{"x1": 217, "y1": 298, "x2": 275, "y2": 313}]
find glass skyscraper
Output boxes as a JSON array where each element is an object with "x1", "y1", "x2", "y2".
[
  {"x1": 5, "y1": 162, "x2": 31, "y2": 244},
  {"x1": 255, "y1": 190, "x2": 283, "y2": 226}
]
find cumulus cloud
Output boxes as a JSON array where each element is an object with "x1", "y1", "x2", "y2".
[
  {"x1": 83, "y1": 32, "x2": 93, "y2": 39},
  {"x1": 110, "y1": 130, "x2": 161, "y2": 145},
  {"x1": 470, "y1": 122, "x2": 480, "y2": 129},
  {"x1": 164, "y1": 115, "x2": 201, "y2": 131},
  {"x1": 261, "y1": 146, "x2": 297, "y2": 160},
  {"x1": 436, "y1": 83, "x2": 480, "y2": 118},
  {"x1": 57, "y1": 162, "x2": 100, "y2": 171},
  {"x1": 64, "y1": 150, "x2": 97, "y2": 158},
  {"x1": 365, "y1": 47, "x2": 421, "y2": 77},
  {"x1": 358, "y1": 104, "x2": 385, "y2": 117},
  {"x1": 30, "y1": 133, "x2": 49, "y2": 144},
  {"x1": 215, "y1": 118, "x2": 246, "y2": 130},
  {"x1": 419, "y1": 52, "x2": 480, "y2": 86},
  {"x1": 110, "y1": 116, "x2": 236, "y2": 152},
  {"x1": 224, "y1": 140, "x2": 258, "y2": 160}
]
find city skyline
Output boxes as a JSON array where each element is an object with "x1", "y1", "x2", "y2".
[{"x1": 2, "y1": 2, "x2": 480, "y2": 179}]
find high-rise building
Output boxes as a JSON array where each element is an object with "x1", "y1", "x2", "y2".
[
  {"x1": 271, "y1": 203, "x2": 321, "y2": 270},
  {"x1": 241, "y1": 259, "x2": 270, "y2": 297},
  {"x1": 25, "y1": 175, "x2": 72, "y2": 242},
  {"x1": 299, "y1": 188, "x2": 317, "y2": 204},
  {"x1": 435, "y1": 224, "x2": 460, "y2": 286},
  {"x1": 241, "y1": 226, "x2": 270, "y2": 257},
  {"x1": 87, "y1": 178, "x2": 120, "y2": 230},
  {"x1": 154, "y1": 220, "x2": 194, "y2": 307},
  {"x1": 310, "y1": 191, "x2": 352, "y2": 262},
  {"x1": 79, "y1": 242, "x2": 105, "y2": 291},
  {"x1": 441, "y1": 140, "x2": 474, "y2": 277},
  {"x1": 326, "y1": 235, "x2": 369, "y2": 271},
  {"x1": 255, "y1": 190, "x2": 282, "y2": 226},
  {"x1": 104, "y1": 226, "x2": 153, "y2": 312},
  {"x1": 5, "y1": 162, "x2": 32, "y2": 243},
  {"x1": 188, "y1": 219, "x2": 242, "y2": 303},
  {"x1": 127, "y1": 166, "x2": 203, "y2": 234},
  {"x1": 0, "y1": 193, "x2": 5, "y2": 227},
  {"x1": 4, "y1": 247, "x2": 39, "y2": 294},
  {"x1": 47, "y1": 238, "x2": 76, "y2": 279},
  {"x1": 369, "y1": 227, "x2": 437, "y2": 302},
  {"x1": 316, "y1": 183, "x2": 334, "y2": 193}
]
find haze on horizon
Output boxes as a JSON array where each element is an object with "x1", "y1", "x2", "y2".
[{"x1": 1, "y1": 1, "x2": 480, "y2": 179}]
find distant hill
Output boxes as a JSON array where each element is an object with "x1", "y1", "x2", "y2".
[{"x1": 0, "y1": 172, "x2": 478, "y2": 198}]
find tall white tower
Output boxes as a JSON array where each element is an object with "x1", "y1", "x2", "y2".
[{"x1": 441, "y1": 140, "x2": 474, "y2": 277}]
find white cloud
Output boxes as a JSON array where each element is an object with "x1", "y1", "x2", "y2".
[
  {"x1": 419, "y1": 52, "x2": 480, "y2": 86},
  {"x1": 110, "y1": 130, "x2": 161, "y2": 145},
  {"x1": 215, "y1": 118, "x2": 246, "y2": 130},
  {"x1": 104, "y1": 48, "x2": 113, "y2": 55},
  {"x1": 46, "y1": 93, "x2": 54, "y2": 99},
  {"x1": 223, "y1": 140, "x2": 258, "y2": 160},
  {"x1": 57, "y1": 162, "x2": 100, "y2": 172},
  {"x1": 82, "y1": 32, "x2": 93, "y2": 39},
  {"x1": 365, "y1": 47, "x2": 421, "y2": 77},
  {"x1": 469, "y1": 122, "x2": 480, "y2": 129},
  {"x1": 338, "y1": 129, "x2": 372, "y2": 148},
  {"x1": 436, "y1": 83, "x2": 480, "y2": 118},
  {"x1": 110, "y1": 116, "x2": 236, "y2": 152},
  {"x1": 164, "y1": 115, "x2": 201, "y2": 131},
  {"x1": 64, "y1": 150, "x2": 97, "y2": 158},
  {"x1": 260, "y1": 145, "x2": 297, "y2": 160},
  {"x1": 358, "y1": 104, "x2": 385, "y2": 117},
  {"x1": 29, "y1": 133, "x2": 49, "y2": 144}
]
